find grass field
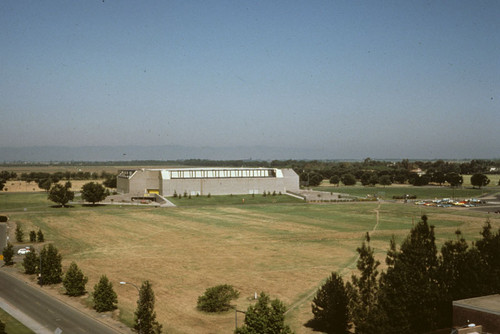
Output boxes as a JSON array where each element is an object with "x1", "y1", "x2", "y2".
[
  {"x1": 0, "y1": 308, "x2": 33, "y2": 334},
  {"x1": 1, "y1": 189, "x2": 500, "y2": 333}
]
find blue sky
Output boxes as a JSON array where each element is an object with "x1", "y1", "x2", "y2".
[{"x1": 1, "y1": 1, "x2": 499, "y2": 160}]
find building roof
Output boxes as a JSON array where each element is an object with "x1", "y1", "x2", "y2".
[{"x1": 453, "y1": 294, "x2": 500, "y2": 315}]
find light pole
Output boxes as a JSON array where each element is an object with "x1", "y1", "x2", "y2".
[{"x1": 120, "y1": 281, "x2": 141, "y2": 334}]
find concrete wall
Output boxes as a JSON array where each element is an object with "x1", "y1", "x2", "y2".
[
  {"x1": 118, "y1": 169, "x2": 162, "y2": 196},
  {"x1": 118, "y1": 168, "x2": 300, "y2": 197}
]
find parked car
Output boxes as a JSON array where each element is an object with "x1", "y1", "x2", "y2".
[{"x1": 17, "y1": 247, "x2": 31, "y2": 255}]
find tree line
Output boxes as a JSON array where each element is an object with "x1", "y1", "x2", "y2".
[
  {"x1": 2, "y1": 225, "x2": 162, "y2": 334},
  {"x1": 308, "y1": 216, "x2": 500, "y2": 334}
]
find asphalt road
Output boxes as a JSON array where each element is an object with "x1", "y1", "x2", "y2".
[{"x1": 0, "y1": 269, "x2": 120, "y2": 334}]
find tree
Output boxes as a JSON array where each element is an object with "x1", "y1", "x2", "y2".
[
  {"x1": 48, "y1": 182, "x2": 74, "y2": 207},
  {"x1": 329, "y1": 175, "x2": 340, "y2": 186},
  {"x1": 470, "y1": 173, "x2": 490, "y2": 189},
  {"x1": 38, "y1": 178, "x2": 53, "y2": 192},
  {"x1": 2, "y1": 242, "x2": 14, "y2": 266},
  {"x1": 15, "y1": 225, "x2": 24, "y2": 242},
  {"x1": 103, "y1": 176, "x2": 117, "y2": 188},
  {"x1": 445, "y1": 172, "x2": 463, "y2": 187},
  {"x1": 63, "y1": 262, "x2": 88, "y2": 296},
  {"x1": 29, "y1": 230, "x2": 37, "y2": 242},
  {"x1": 135, "y1": 280, "x2": 163, "y2": 334},
  {"x1": 475, "y1": 220, "x2": 500, "y2": 294},
  {"x1": 347, "y1": 233, "x2": 381, "y2": 334},
  {"x1": 93, "y1": 275, "x2": 118, "y2": 312},
  {"x1": 235, "y1": 292, "x2": 294, "y2": 334},
  {"x1": 377, "y1": 215, "x2": 441, "y2": 333},
  {"x1": 197, "y1": 284, "x2": 240, "y2": 313},
  {"x1": 37, "y1": 229, "x2": 45, "y2": 242},
  {"x1": 40, "y1": 244, "x2": 63, "y2": 285},
  {"x1": 23, "y1": 248, "x2": 38, "y2": 275},
  {"x1": 341, "y1": 174, "x2": 356, "y2": 186},
  {"x1": 81, "y1": 182, "x2": 108, "y2": 205},
  {"x1": 309, "y1": 272, "x2": 350, "y2": 334},
  {"x1": 379, "y1": 175, "x2": 392, "y2": 187},
  {"x1": 0, "y1": 320, "x2": 5, "y2": 334}
]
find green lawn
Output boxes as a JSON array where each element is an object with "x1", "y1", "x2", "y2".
[{"x1": 0, "y1": 308, "x2": 34, "y2": 334}]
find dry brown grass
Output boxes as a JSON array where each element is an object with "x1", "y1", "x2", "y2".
[{"x1": 10, "y1": 201, "x2": 499, "y2": 334}]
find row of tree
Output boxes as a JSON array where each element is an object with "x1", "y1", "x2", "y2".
[
  {"x1": 308, "y1": 216, "x2": 500, "y2": 333},
  {"x1": 2, "y1": 240, "x2": 162, "y2": 333},
  {"x1": 48, "y1": 181, "x2": 109, "y2": 207}
]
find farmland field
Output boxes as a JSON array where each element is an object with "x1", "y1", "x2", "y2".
[{"x1": 1, "y1": 190, "x2": 500, "y2": 333}]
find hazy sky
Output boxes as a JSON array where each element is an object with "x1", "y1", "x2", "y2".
[{"x1": 1, "y1": 1, "x2": 499, "y2": 160}]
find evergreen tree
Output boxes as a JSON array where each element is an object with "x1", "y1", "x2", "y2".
[
  {"x1": 348, "y1": 232, "x2": 381, "y2": 334},
  {"x1": 134, "y1": 280, "x2": 162, "y2": 334},
  {"x1": 29, "y1": 230, "x2": 37, "y2": 242},
  {"x1": 93, "y1": 275, "x2": 118, "y2": 312},
  {"x1": 377, "y1": 215, "x2": 441, "y2": 333},
  {"x1": 235, "y1": 292, "x2": 294, "y2": 334},
  {"x1": 15, "y1": 225, "x2": 24, "y2": 242},
  {"x1": 40, "y1": 244, "x2": 63, "y2": 285},
  {"x1": 2, "y1": 242, "x2": 14, "y2": 266},
  {"x1": 63, "y1": 262, "x2": 88, "y2": 296},
  {"x1": 475, "y1": 220, "x2": 500, "y2": 293},
  {"x1": 309, "y1": 272, "x2": 350, "y2": 334},
  {"x1": 0, "y1": 319, "x2": 5, "y2": 334},
  {"x1": 37, "y1": 229, "x2": 45, "y2": 242},
  {"x1": 23, "y1": 248, "x2": 38, "y2": 275}
]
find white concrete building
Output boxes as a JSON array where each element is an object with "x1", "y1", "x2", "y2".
[{"x1": 117, "y1": 167, "x2": 300, "y2": 197}]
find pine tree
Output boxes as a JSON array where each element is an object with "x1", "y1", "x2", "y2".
[
  {"x1": 134, "y1": 280, "x2": 162, "y2": 334},
  {"x1": 29, "y1": 230, "x2": 37, "y2": 242},
  {"x1": 40, "y1": 244, "x2": 63, "y2": 285},
  {"x1": 475, "y1": 219, "x2": 500, "y2": 293},
  {"x1": 377, "y1": 215, "x2": 441, "y2": 333},
  {"x1": 2, "y1": 242, "x2": 14, "y2": 266},
  {"x1": 63, "y1": 262, "x2": 88, "y2": 296},
  {"x1": 37, "y1": 229, "x2": 45, "y2": 242},
  {"x1": 348, "y1": 232, "x2": 381, "y2": 334},
  {"x1": 309, "y1": 272, "x2": 350, "y2": 334},
  {"x1": 235, "y1": 292, "x2": 294, "y2": 334},
  {"x1": 93, "y1": 275, "x2": 118, "y2": 312},
  {"x1": 23, "y1": 248, "x2": 38, "y2": 274},
  {"x1": 15, "y1": 225, "x2": 24, "y2": 242}
]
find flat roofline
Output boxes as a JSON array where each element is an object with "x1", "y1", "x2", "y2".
[{"x1": 453, "y1": 294, "x2": 500, "y2": 315}]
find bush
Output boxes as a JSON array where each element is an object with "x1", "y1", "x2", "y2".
[
  {"x1": 30, "y1": 230, "x2": 37, "y2": 242},
  {"x1": 0, "y1": 215, "x2": 7, "y2": 222},
  {"x1": 197, "y1": 284, "x2": 240, "y2": 313}
]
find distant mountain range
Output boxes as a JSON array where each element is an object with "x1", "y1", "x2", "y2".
[{"x1": 0, "y1": 145, "x2": 339, "y2": 162}]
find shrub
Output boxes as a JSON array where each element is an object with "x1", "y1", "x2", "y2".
[
  {"x1": 197, "y1": 284, "x2": 240, "y2": 313},
  {"x1": 0, "y1": 215, "x2": 7, "y2": 222}
]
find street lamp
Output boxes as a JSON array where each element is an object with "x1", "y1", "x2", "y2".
[{"x1": 119, "y1": 281, "x2": 141, "y2": 334}]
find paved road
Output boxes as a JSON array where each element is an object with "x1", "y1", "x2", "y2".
[{"x1": 0, "y1": 270, "x2": 120, "y2": 334}]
